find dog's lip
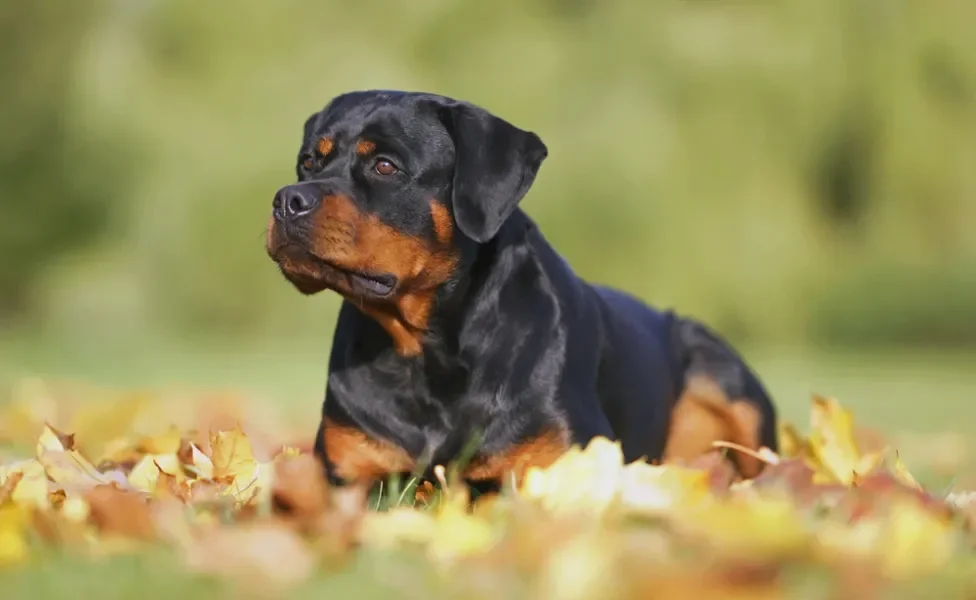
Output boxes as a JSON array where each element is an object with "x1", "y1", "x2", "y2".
[
  {"x1": 313, "y1": 257, "x2": 398, "y2": 298},
  {"x1": 269, "y1": 241, "x2": 397, "y2": 298}
]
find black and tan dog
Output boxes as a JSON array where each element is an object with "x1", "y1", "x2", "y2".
[{"x1": 265, "y1": 90, "x2": 778, "y2": 492}]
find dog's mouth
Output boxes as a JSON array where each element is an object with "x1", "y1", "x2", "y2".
[
  {"x1": 269, "y1": 235, "x2": 398, "y2": 299},
  {"x1": 329, "y1": 263, "x2": 398, "y2": 297},
  {"x1": 294, "y1": 253, "x2": 397, "y2": 298}
]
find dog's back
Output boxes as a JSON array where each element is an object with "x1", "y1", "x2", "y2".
[{"x1": 523, "y1": 213, "x2": 778, "y2": 470}]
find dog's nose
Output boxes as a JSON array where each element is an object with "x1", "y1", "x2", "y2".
[{"x1": 272, "y1": 186, "x2": 320, "y2": 220}]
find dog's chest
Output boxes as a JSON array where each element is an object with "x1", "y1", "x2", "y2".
[{"x1": 333, "y1": 351, "x2": 499, "y2": 458}]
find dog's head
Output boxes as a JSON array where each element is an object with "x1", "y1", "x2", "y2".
[{"x1": 266, "y1": 91, "x2": 548, "y2": 307}]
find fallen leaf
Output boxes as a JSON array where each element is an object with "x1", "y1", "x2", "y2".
[
  {"x1": 178, "y1": 440, "x2": 214, "y2": 480},
  {"x1": 0, "y1": 460, "x2": 50, "y2": 509},
  {"x1": 536, "y1": 527, "x2": 623, "y2": 600},
  {"x1": 427, "y1": 497, "x2": 499, "y2": 565},
  {"x1": 38, "y1": 448, "x2": 112, "y2": 496},
  {"x1": 778, "y1": 423, "x2": 806, "y2": 460},
  {"x1": 36, "y1": 423, "x2": 75, "y2": 454},
  {"x1": 67, "y1": 393, "x2": 149, "y2": 461},
  {"x1": 881, "y1": 498, "x2": 957, "y2": 579},
  {"x1": 137, "y1": 426, "x2": 183, "y2": 455},
  {"x1": 359, "y1": 507, "x2": 436, "y2": 550},
  {"x1": 519, "y1": 438, "x2": 626, "y2": 515},
  {"x1": 271, "y1": 453, "x2": 329, "y2": 526},
  {"x1": 0, "y1": 472, "x2": 22, "y2": 506},
  {"x1": 890, "y1": 452, "x2": 921, "y2": 491},
  {"x1": 618, "y1": 462, "x2": 711, "y2": 514},
  {"x1": 0, "y1": 504, "x2": 30, "y2": 567},
  {"x1": 0, "y1": 378, "x2": 57, "y2": 448},
  {"x1": 84, "y1": 484, "x2": 156, "y2": 541},
  {"x1": 672, "y1": 494, "x2": 809, "y2": 560},
  {"x1": 807, "y1": 396, "x2": 885, "y2": 485},
  {"x1": 210, "y1": 426, "x2": 259, "y2": 492},
  {"x1": 179, "y1": 521, "x2": 316, "y2": 594},
  {"x1": 127, "y1": 454, "x2": 183, "y2": 494}
]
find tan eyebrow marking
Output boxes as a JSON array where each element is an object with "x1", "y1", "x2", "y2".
[
  {"x1": 317, "y1": 137, "x2": 334, "y2": 156},
  {"x1": 356, "y1": 140, "x2": 376, "y2": 156}
]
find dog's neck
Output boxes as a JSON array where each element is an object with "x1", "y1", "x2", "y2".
[
  {"x1": 421, "y1": 211, "x2": 536, "y2": 352},
  {"x1": 355, "y1": 211, "x2": 536, "y2": 360}
]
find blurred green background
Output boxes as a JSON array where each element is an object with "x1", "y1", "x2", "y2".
[{"x1": 1, "y1": 0, "x2": 974, "y2": 443}]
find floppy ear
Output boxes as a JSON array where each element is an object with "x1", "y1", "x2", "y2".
[{"x1": 438, "y1": 102, "x2": 548, "y2": 243}]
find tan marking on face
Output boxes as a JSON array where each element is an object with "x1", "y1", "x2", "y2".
[
  {"x1": 317, "y1": 137, "x2": 334, "y2": 157},
  {"x1": 356, "y1": 140, "x2": 376, "y2": 156},
  {"x1": 305, "y1": 194, "x2": 458, "y2": 356},
  {"x1": 661, "y1": 375, "x2": 767, "y2": 479},
  {"x1": 463, "y1": 428, "x2": 571, "y2": 486},
  {"x1": 429, "y1": 200, "x2": 453, "y2": 245},
  {"x1": 265, "y1": 213, "x2": 277, "y2": 257},
  {"x1": 321, "y1": 418, "x2": 415, "y2": 483}
]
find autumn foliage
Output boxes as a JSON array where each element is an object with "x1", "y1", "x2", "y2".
[{"x1": 1, "y1": 379, "x2": 975, "y2": 598}]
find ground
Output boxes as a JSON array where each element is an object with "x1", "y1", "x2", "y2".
[{"x1": 1, "y1": 335, "x2": 975, "y2": 599}]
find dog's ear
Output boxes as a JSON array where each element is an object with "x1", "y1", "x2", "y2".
[{"x1": 437, "y1": 102, "x2": 548, "y2": 243}]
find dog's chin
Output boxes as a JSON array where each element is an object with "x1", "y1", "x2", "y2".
[{"x1": 282, "y1": 271, "x2": 331, "y2": 296}]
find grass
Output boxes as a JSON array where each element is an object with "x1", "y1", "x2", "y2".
[
  {"x1": 1, "y1": 333, "x2": 976, "y2": 598},
  {"x1": 3, "y1": 333, "x2": 975, "y2": 435}
]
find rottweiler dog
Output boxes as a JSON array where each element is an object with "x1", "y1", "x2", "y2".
[{"x1": 265, "y1": 90, "x2": 778, "y2": 493}]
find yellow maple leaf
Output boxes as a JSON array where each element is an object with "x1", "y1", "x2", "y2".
[
  {"x1": 673, "y1": 494, "x2": 809, "y2": 559},
  {"x1": 813, "y1": 517, "x2": 884, "y2": 565},
  {"x1": 360, "y1": 501, "x2": 497, "y2": 565},
  {"x1": 128, "y1": 454, "x2": 183, "y2": 494},
  {"x1": 618, "y1": 462, "x2": 711, "y2": 514},
  {"x1": 36, "y1": 423, "x2": 74, "y2": 455},
  {"x1": 179, "y1": 441, "x2": 215, "y2": 480},
  {"x1": 890, "y1": 452, "x2": 921, "y2": 490},
  {"x1": 427, "y1": 500, "x2": 498, "y2": 564},
  {"x1": 359, "y1": 507, "x2": 436, "y2": 550},
  {"x1": 519, "y1": 437, "x2": 626, "y2": 515},
  {"x1": 208, "y1": 426, "x2": 272, "y2": 506},
  {"x1": 537, "y1": 527, "x2": 622, "y2": 600},
  {"x1": 881, "y1": 498, "x2": 957, "y2": 579},
  {"x1": 60, "y1": 495, "x2": 91, "y2": 524},
  {"x1": 137, "y1": 426, "x2": 183, "y2": 455},
  {"x1": 274, "y1": 446, "x2": 303, "y2": 461},
  {"x1": 807, "y1": 395, "x2": 885, "y2": 485},
  {"x1": 67, "y1": 393, "x2": 149, "y2": 461},
  {"x1": 0, "y1": 504, "x2": 30, "y2": 567},
  {"x1": 178, "y1": 521, "x2": 316, "y2": 594},
  {"x1": 0, "y1": 460, "x2": 51, "y2": 510},
  {"x1": 777, "y1": 422, "x2": 807, "y2": 459},
  {"x1": 38, "y1": 446, "x2": 111, "y2": 496},
  {"x1": 0, "y1": 378, "x2": 57, "y2": 448},
  {"x1": 210, "y1": 426, "x2": 258, "y2": 486}
]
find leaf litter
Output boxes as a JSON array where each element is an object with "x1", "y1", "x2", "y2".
[{"x1": 0, "y1": 382, "x2": 975, "y2": 598}]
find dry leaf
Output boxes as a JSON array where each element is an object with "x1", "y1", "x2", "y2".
[
  {"x1": 178, "y1": 440, "x2": 215, "y2": 480},
  {"x1": 519, "y1": 438, "x2": 626, "y2": 515},
  {"x1": 271, "y1": 453, "x2": 329, "y2": 526},
  {"x1": 179, "y1": 521, "x2": 316, "y2": 593},
  {"x1": 128, "y1": 454, "x2": 183, "y2": 494},
  {"x1": 0, "y1": 504, "x2": 30, "y2": 567},
  {"x1": 36, "y1": 423, "x2": 75, "y2": 454},
  {"x1": 619, "y1": 462, "x2": 711, "y2": 514},
  {"x1": 84, "y1": 485, "x2": 156, "y2": 541},
  {"x1": 807, "y1": 396, "x2": 886, "y2": 485},
  {"x1": 0, "y1": 460, "x2": 50, "y2": 509},
  {"x1": 210, "y1": 426, "x2": 259, "y2": 491},
  {"x1": 672, "y1": 494, "x2": 809, "y2": 560}
]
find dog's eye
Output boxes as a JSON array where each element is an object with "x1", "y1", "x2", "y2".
[
  {"x1": 301, "y1": 156, "x2": 316, "y2": 171},
  {"x1": 373, "y1": 158, "x2": 399, "y2": 176}
]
